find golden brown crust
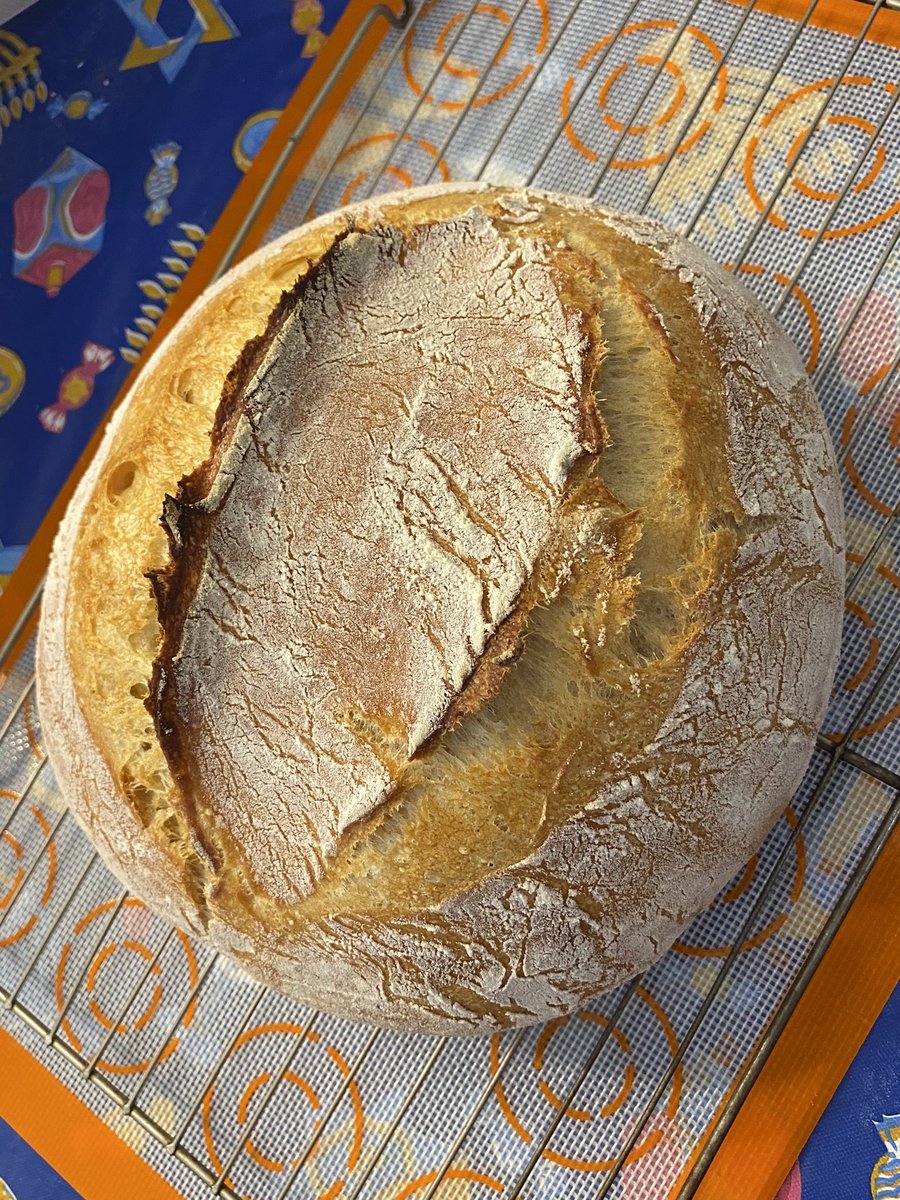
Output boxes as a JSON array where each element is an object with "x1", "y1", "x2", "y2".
[{"x1": 37, "y1": 184, "x2": 844, "y2": 1034}]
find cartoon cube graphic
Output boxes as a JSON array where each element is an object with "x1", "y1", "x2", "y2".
[{"x1": 13, "y1": 147, "x2": 110, "y2": 297}]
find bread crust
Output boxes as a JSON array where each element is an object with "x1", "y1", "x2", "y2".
[{"x1": 37, "y1": 185, "x2": 844, "y2": 1034}]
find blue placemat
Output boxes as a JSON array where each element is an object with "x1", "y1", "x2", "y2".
[
  {"x1": 0, "y1": 0, "x2": 347, "y2": 578},
  {"x1": 0, "y1": 1115, "x2": 83, "y2": 1200},
  {"x1": 774, "y1": 978, "x2": 900, "y2": 1200}
]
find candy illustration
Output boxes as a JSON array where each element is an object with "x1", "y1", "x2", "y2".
[
  {"x1": 873, "y1": 1116, "x2": 900, "y2": 1200},
  {"x1": 144, "y1": 141, "x2": 181, "y2": 225},
  {"x1": 38, "y1": 342, "x2": 114, "y2": 433},
  {"x1": 47, "y1": 90, "x2": 108, "y2": 120},
  {"x1": 13, "y1": 147, "x2": 110, "y2": 297},
  {"x1": 0, "y1": 348, "x2": 25, "y2": 417},
  {"x1": 291, "y1": 0, "x2": 323, "y2": 34}
]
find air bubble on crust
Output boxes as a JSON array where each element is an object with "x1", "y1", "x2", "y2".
[
  {"x1": 107, "y1": 461, "x2": 137, "y2": 501},
  {"x1": 174, "y1": 368, "x2": 197, "y2": 405}
]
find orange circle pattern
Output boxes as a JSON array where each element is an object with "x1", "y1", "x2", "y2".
[
  {"x1": 85, "y1": 940, "x2": 163, "y2": 1034},
  {"x1": 561, "y1": 22, "x2": 726, "y2": 170},
  {"x1": 673, "y1": 808, "x2": 805, "y2": 958},
  {"x1": 744, "y1": 76, "x2": 900, "y2": 239},
  {"x1": 0, "y1": 790, "x2": 56, "y2": 949},
  {"x1": 55, "y1": 897, "x2": 198, "y2": 1075},
  {"x1": 306, "y1": 132, "x2": 451, "y2": 220},
  {"x1": 201, "y1": 1021, "x2": 364, "y2": 1200},
  {"x1": 842, "y1": 402, "x2": 896, "y2": 519},
  {"x1": 843, "y1": 598, "x2": 881, "y2": 693},
  {"x1": 824, "y1": 557, "x2": 900, "y2": 744},
  {"x1": 490, "y1": 986, "x2": 681, "y2": 1171},
  {"x1": 393, "y1": 1168, "x2": 503, "y2": 1198},
  {"x1": 403, "y1": 0, "x2": 549, "y2": 112}
]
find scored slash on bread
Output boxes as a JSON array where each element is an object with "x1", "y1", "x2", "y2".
[
  {"x1": 37, "y1": 185, "x2": 843, "y2": 1034},
  {"x1": 149, "y1": 214, "x2": 615, "y2": 904}
]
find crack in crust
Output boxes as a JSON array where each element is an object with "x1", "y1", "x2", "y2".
[{"x1": 148, "y1": 213, "x2": 609, "y2": 904}]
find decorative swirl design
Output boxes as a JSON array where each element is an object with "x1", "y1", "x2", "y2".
[
  {"x1": 0, "y1": 790, "x2": 56, "y2": 950},
  {"x1": 744, "y1": 76, "x2": 900, "y2": 239},
  {"x1": 393, "y1": 1168, "x2": 503, "y2": 1198},
  {"x1": 306, "y1": 132, "x2": 451, "y2": 219},
  {"x1": 561, "y1": 22, "x2": 726, "y2": 169},
  {"x1": 201, "y1": 1021, "x2": 365, "y2": 1200},
  {"x1": 725, "y1": 263, "x2": 820, "y2": 372},
  {"x1": 673, "y1": 808, "x2": 805, "y2": 958},
  {"x1": 402, "y1": 0, "x2": 549, "y2": 111},
  {"x1": 490, "y1": 987, "x2": 681, "y2": 1171},
  {"x1": 825, "y1": 562, "x2": 900, "y2": 744},
  {"x1": 56, "y1": 897, "x2": 198, "y2": 1074}
]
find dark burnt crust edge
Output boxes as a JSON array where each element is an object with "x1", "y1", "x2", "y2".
[{"x1": 145, "y1": 226, "x2": 358, "y2": 871}]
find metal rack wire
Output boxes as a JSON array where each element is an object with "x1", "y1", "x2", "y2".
[{"x1": 1, "y1": 1, "x2": 899, "y2": 1198}]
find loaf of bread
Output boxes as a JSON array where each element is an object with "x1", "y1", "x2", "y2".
[{"x1": 37, "y1": 185, "x2": 843, "y2": 1035}]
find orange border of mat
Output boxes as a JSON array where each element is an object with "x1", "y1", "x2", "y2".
[
  {"x1": 0, "y1": 1025, "x2": 182, "y2": 1200},
  {"x1": 724, "y1": 0, "x2": 900, "y2": 49},
  {"x1": 685, "y1": 817, "x2": 900, "y2": 1200}
]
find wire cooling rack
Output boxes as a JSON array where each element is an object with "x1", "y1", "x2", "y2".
[{"x1": 1, "y1": 2, "x2": 899, "y2": 1198}]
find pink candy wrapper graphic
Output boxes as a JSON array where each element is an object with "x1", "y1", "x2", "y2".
[{"x1": 38, "y1": 341, "x2": 114, "y2": 433}]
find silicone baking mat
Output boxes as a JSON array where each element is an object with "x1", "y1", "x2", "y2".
[{"x1": 1, "y1": 2, "x2": 899, "y2": 1199}]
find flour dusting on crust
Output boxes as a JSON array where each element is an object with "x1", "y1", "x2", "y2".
[
  {"x1": 153, "y1": 212, "x2": 599, "y2": 903},
  {"x1": 208, "y1": 192, "x2": 844, "y2": 1033},
  {"x1": 40, "y1": 185, "x2": 845, "y2": 1035}
]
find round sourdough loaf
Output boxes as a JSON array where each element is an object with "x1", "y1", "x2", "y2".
[{"x1": 37, "y1": 185, "x2": 843, "y2": 1034}]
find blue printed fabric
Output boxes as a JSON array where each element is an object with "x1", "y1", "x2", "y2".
[
  {"x1": 0, "y1": 0, "x2": 347, "y2": 577},
  {"x1": 774, "y1": 980, "x2": 900, "y2": 1200},
  {"x1": 0, "y1": 1115, "x2": 84, "y2": 1200}
]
